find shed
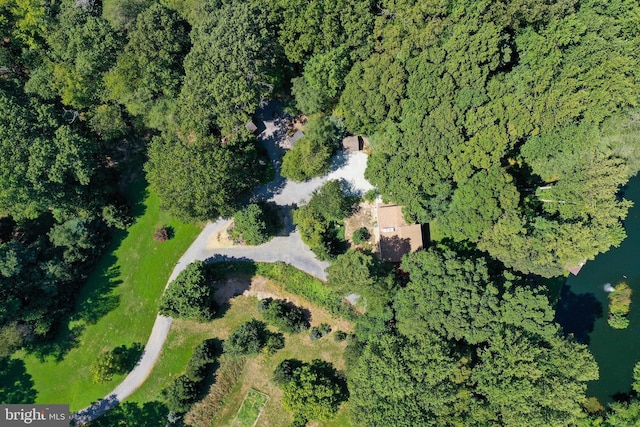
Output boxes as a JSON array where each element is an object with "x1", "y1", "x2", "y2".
[
  {"x1": 342, "y1": 135, "x2": 363, "y2": 152},
  {"x1": 564, "y1": 260, "x2": 586, "y2": 276},
  {"x1": 283, "y1": 130, "x2": 305, "y2": 149},
  {"x1": 245, "y1": 121, "x2": 258, "y2": 134},
  {"x1": 376, "y1": 203, "x2": 423, "y2": 262}
]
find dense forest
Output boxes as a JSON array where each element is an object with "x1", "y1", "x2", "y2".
[{"x1": 2, "y1": 0, "x2": 640, "y2": 424}]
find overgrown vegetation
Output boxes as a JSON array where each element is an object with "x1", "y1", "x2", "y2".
[
  {"x1": 309, "y1": 323, "x2": 331, "y2": 341},
  {"x1": 293, "y1": 180, "x2": 357, "y2": 260},
  {"x1": 228, "y1": 203, "x2": 281, "y2": 245},
  {"x1": 185, "y1": 356, "x2": 245, "y2": 425},
  {"x1": 281, "y1": 114, "x2": 344, "y2": 181},
  {"x1": 223, "y1": 319, "x2": 283, "y2": 357},
  {"x1": 224, "y1": 261, "x2": 358, "y2": 321},
  {"x1": 608, "y1": 282, "x2": 632, "y2": 329},
  {"x1": 91, "y1": 343, "x2": 143, "y2": 383},
  {"x1": 257, "y1": 298, "x2": 310, "y2": 333}
]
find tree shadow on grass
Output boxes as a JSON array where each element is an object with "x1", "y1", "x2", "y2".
[
  {"x1": 28, "y1": 253, "x2": 125, "y2": 362},
  {"x1": 193, "y1": 338, "x2": 224, "y2": 402},
  {"x1": 554, "y1": 284, "x2": 603, "y2": 344},
  {"x1": 25, "y1": 179, "x2": 150, "y2": 361},
  {"x1": 205, "y1": 257, "x2": 259, "y2": 319},
  {"x1": 112, "y1": 342, "x2": 145, "y2": 372},
  {"x1": 0, "y1": 357, "x2": 37, "y2": 404},
  {"x1": 73, "y1": 263, "x2": 123, "y2": 326}
]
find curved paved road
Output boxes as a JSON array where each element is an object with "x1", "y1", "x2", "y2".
[{"x1": 72, "y1": 105, "x2": 373, "y2": 424}]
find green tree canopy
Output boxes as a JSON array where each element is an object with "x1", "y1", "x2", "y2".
[
  {"x1": 178, "y1": 0, "x2": 285, "y2": 137},
  {"x1": 25, "y1": 1, "x2": 123, "y2": 110},
  {"x1": 104, "y1": 3, "x2": 190, "y2": 126},
  {"x1": 145, "y1": 133, "x2": 257, "y2": 221},
  {"x1": 358, "y1": 0, "x2": 640, "y2": 277},
  {"x1": 349, "y1": 245, "x2": 598, "y2": 426},
  {"x1": 159, "y1": 261, "x2": 216, "y2": 322},
  {"x1": 0, "y1": 87, "x2": 100, "y2": 220},
  {"x1": 281, "y1": 359, "x2": 348, "y2": 423},
  {"x1": 275, "y1": 0, "x2": 374, "y2": 64},
  {"x1": 395, "y1": 248, "x2": 556, "y2": 345},
  {"x1": 293, "y1": 180, "x2": 355, "y2": 259},
  {"x1": 281, "y1": 114, "x2": 344, "y2": 181}
]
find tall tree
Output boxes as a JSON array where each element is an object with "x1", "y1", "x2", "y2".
[
  {"x1": 104, "y1": 3, "x2": 190, "y2": 127},
  {"x1": 0, "y1": 87, "x2": 100, "y2": 220},
  {"x1": 349, "y1": 246, "x2": 598, "y2": 426},
  {"x1": 145, "y1": 133, "x2": 257, "y2": 221},
  {"x1": 178, "y1": 0, "x2": 285, "y2": 138},
  {"x1": 25, "y1": 0, "x2": 123, "y2": 110}
]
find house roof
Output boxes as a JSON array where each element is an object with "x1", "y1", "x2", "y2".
[
  {"x1": 564, "y1": 260, "x2": 586, "y2": 276},
  {"x1": 290, "y1": 130, "x2": 305, "y2": 144},
  {"x1": 377, "y1": 204, "x2": 423, "y2": 262},
  {"x1": 342, "y1": 135, "x2": 362, "y2": 152}
]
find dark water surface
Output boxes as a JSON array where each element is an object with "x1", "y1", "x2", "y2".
[{"x1": 555, "y1": 174, "x2": 640, "y2": 403}]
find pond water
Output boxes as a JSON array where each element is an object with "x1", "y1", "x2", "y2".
[{"x1": 555, "y1": 173, "x2": 640, "y2": 403}]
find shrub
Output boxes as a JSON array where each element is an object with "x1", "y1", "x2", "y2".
[
  {"x1": 352, "y1": 227, "x2": 370, "y2": 245},
  {"x1": 608, "y1": 282, "x2": 632, "y2": 329},
  {"x1": 159, "y1": 261, "x2": 216, "y2": 322},
  {"x1": 153, "y1": 226, "x2": 169, "y2": 242},
  {"x1": 309, "y1": 324, "x2": 331, "y2": 341},
  {"x1": 91, "y1": 343, "x2": 143, "y2": 383},
  {"x1": 265, "y1": 332, "x2": 285, "y2": 354},
  {"x1": 608, "y1": 314, "x2": 630, "y2": 329},
  {"x1": 162, "y1": 375, "x2": 198, "y2": 413},
  {"x1": 334, "y1": 331, "x2": 347, "y2": 342},
  {"x1": 273, "y1": 359, "x2": 304, "y2": 385},
  {"x1": 258, "y1": 298, "x2": 310, "y2": 333},
  {"x1": 186, "y1": 339, "x2": 218, "y2": 382},
  {"x1": 223, "y1": 319, "x2": 270, "y2": 356}
]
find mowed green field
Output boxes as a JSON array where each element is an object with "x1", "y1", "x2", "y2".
[{"x1": 15, "y1": 184, "x2": 202, "y2": 411}]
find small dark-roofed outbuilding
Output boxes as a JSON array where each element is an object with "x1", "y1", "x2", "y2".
[
  {"x1": 245, "y1": 121, "x2": 258, "y2": 134},
  {"x1": 342, "y1": 135, "x2": 363, "y2": 152}
]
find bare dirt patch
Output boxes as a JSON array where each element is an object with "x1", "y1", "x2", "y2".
[
  {"x1": 206, "y1": 220, "x2": 237, "y2": 249},
  {"x1": 214, "y1": 275, "x2": 352, "y2": 333},
  {"x1": 344, "y1": 201, "x2": 378, "y2": 252}
]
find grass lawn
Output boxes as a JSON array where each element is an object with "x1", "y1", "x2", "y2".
[
  {"x1": 232, "y1": 389, "x2": 269, "y2": 427},
  {"x1": 15, "y1": 181, "x2": 202, "y2": 411}
]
